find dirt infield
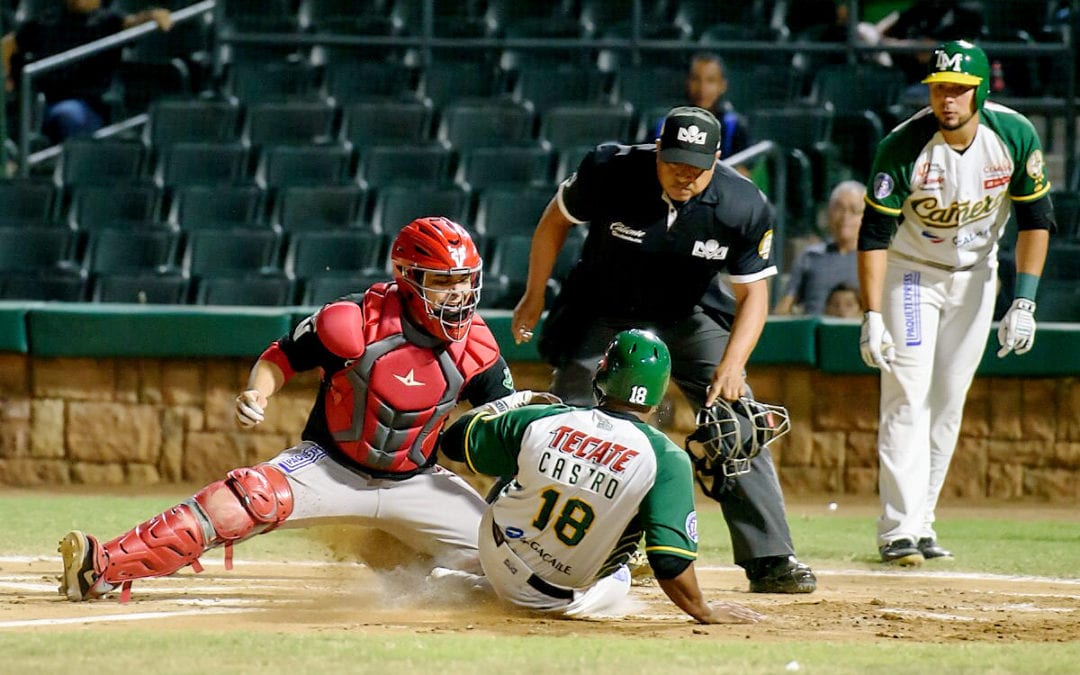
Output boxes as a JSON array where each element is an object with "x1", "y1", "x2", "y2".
[{"x1": 4, "y1": 552, "x2": 1079, "y2": 642}]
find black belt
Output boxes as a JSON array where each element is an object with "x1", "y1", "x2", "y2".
[{"x1": 491, "y1": 520, "x2": 574, "y2": 600}]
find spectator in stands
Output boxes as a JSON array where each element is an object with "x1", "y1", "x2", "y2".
[
  {"x1": 823, "y1": 282, "x2": 863, "y2": 318},
  {"x1": 774, "y1": 180, "x2": 865, "y2": 315},
  {"x1": 1, "y1": 0, "x2": 172, "y2": 144},
  {"x1": 680, "y1": 53, "x2": 752, "y2": 177}
]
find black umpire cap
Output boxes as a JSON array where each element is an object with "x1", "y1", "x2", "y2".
[{"x1": 658, "y1": 106, "x2": 722, "y2": 170}]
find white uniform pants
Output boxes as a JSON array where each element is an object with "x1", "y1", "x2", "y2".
[
  {"x1": 877, "y1": 259, "x2": 996, "y2": 545},
  {"x1": 477, "y1": 509, "x2": 631, "y2": 618},
  {"x1": 270, "y1": 442, "x2": 487, "y2": 573}
]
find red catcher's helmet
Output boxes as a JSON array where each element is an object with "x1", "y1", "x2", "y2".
[{"x1": 390, "y1": 217, "x2": 483, "y2": 342}]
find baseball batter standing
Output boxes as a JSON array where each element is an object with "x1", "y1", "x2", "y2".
[
  {"x1": 512, "y1": 106, "x2": 815, "y2": 594},
  {"x1": 58, "y1": 217, "x2": 554, "y2": 601},
  {"x1": 442, "y1": 329, "x2": 763, "y2": 624},
  {"x1": 858, "y1": 41, "x2": 1054, "y2": 565}
]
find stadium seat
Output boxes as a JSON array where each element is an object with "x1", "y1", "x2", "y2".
[
  {"x1": 169, "y1": 185, "x2": 267, "y2": 231},
  {"x1": 273, "y1": 185, "x2": 370, "y2": 233},
  {"x1": 66, "y1": 184, "x2": 163, "y2": 231},
  {"x1": 82, "y1": 228, "x2": 179, "y2": 275},
  {"x1": 182, "y1": 230, "x2": 283, "y2": 277},
  {"x1": 1050, "y1": 191, "x2": 1080, "y2": 240},
  {"x1": 302, "y1": 269, "x2": 391, "y2": 306},
  {"x1": 0, "y1": 179, "x2": 57, "y2": 227},
  {"x1": 145, "y1": 99, "x2": 242, "y2": 147},
  {"x1": 92, "y1": 271, "x2": 190, "y2": 304},
  {"x1": 437, "y1": 99, "x2": 536, "y2": 151},
  {"x1": 612, "y1": 65, "x2": 688, "y2": 114},
  {"x1": 257, "y1": 144, "x2": 355, "y2": 189},
  {"x1": 540, "y1": 103, "x2": 634, "y2": 152},
  {"x1": 370, "y1": 185, "x2": 471, "y2": 239},
  {"x1": 323, "y1": 59, "x2": 420, "y2": 103},
  {"x1": 244, "y1": 102, "x2": 338, "y2": 146},
  {"x1": 474, "y1": 186, "x2": 551, "y2": 238},
  {"x1": 115, "y1": 60, "x2": 192, "y2": 117},
  {"x1": 456, "y1": 146, "x2": 553, "y2": 191},
  {"x1": 341, "y1": 98, "x2": 433, "y2": 148},
  {"x1": 285, "y1": 231, "x2": 386, "y2": 280},
  {"x1": 1042, "y1": 243, "x2": 1080, "y2": 280},
  {"x1": 0, "y1": 269, "x2": 87, "y2": 301},
  {"x1": 510, "y1": 62, "x2": 609, "y2": 114},
  {"x1": 227, "y1": 62, "x2": 322, "y2": 104},
  {"x1": 419, "y1": 60, "x2": 501, "y2": 108},
  {"x1": 555, "y1": 145, "x2": 594, "y2": 183},
  {"x1": 357, "y1": 144, "x2": 454, "y2": 188},
  {"x1": 220, "y1": 0, "x2": 299, "y2": 32},
  {"x1": 56, "y1": 139, "x2": 147, "y2": 187},
  {"x1": 0, "y1": 227, "x2": 75, "y2": 273},
  {"x1": 155, "y1": 142, "x2": 253, "y2": 187},
  {"x1": 723, "y1": 63, "x2": 804, "y2": 115},
  {"x1": 194, "y1": 275, "x2": 297, "y2": 306}
]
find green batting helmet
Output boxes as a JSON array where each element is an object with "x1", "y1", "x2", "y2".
[
  {"x1": 593, "y1": 329, "x2": 671, "y2": 407},
  {"x1": 922, "y1": 40, "x2": 990, "y2": 110}
]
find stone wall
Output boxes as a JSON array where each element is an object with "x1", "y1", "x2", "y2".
[{"x1": 1, "y1": 354, "x2": 1077, "y2": 501}]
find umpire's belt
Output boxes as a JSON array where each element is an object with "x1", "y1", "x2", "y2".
[{"x1": 491, "y1": 519, "x2": 574, "y2": 600}]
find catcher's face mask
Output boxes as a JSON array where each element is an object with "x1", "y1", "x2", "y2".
[{"x1": 685, "y1": 397, "x2": 791, "y2": 479}]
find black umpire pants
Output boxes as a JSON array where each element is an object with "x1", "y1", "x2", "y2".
[{"x1": 547, "y1": 307, "x2": 796, "y2": 568}]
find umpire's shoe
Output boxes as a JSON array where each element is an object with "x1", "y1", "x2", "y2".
[
  {"x1": 748, "y1": 556, "x2": 816, "y2": 594},
  {"x1": 917, "y1": 537, "x2": 954, "y2": 560},
  {"x1": 58, "y1": 530, "x2": 111, "y2": 601},
  {"x1": 879, "y1": 538, "x2": 925, "y2": 566}
]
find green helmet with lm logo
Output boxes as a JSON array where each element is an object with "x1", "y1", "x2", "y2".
[
  {"x1": 593, "y1": 329, "x2": 671, "y2": 407},
  {"x1": 922, "y1": 40, "x2": 990, "y2": 110}
]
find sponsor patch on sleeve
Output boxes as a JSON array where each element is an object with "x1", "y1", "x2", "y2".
[
  {"x1": 685, "y1": 512, "x2": 698, "y2": 543},
  {"x1": 1026, "y1": 149, "x2": 1045, "y2": 181},
  {"x1": 757, "y1": 229, "x2": 774, "y2": 259},
  {"x1": 873, "y1": 172, "x2": 894, "y2": 200}
]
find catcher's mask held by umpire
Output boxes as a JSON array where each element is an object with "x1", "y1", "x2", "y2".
[
  {"x1": 390, "y1": 216, "x2": 483, "y2": 343},
  {"x1": 685, "y1": 397, "x2": 791, "y2": 482}
]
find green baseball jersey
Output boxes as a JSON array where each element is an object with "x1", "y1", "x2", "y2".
[
  {"x1": 866, "y1": 102, "x2": 1050, "y2": 269},
  {"x1": 459, "y1": 404, "x2": 698, "y2": 588}
]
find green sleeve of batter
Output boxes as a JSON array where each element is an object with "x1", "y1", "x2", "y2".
[
  {"x1": 981, "y1": 107, "x2": 1051, "y2": 201},
  {"x1": 636, "y1": 425, "x2": 698, "y2": 560},
  {"x1": 461, "y1": 405, "x2": 575, "y2": 477},
  {"x1": 866, "y1": 114, "x2": 937, "y2": 216}
]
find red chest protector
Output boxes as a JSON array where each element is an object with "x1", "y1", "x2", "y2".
[{"x1": 319, "y1": 284, "x2": 500, "y2": 474}]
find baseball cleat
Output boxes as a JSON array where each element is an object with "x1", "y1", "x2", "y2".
[
  {"x1": 748, "y1": 556, "x2": 816, "y2": 594},
  {"x1": 58, "y1": 530, "x2": 110, "y2": 601},
  {"x1": 880, "y1": 538, "x2": 925, "y2": 566},
  {"x1": 917, "y1": 537, "x2": 954, "y2": 560}
]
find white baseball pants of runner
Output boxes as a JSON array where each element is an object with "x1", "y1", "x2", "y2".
[
  {"x1": 268, "y1": 442, "x2": 487, "y2": 573},
  {"x1": 477, "y1": 509, "x2": 631, "y2": 618},
  {"x1": 877, "y1": 257, "x2": 996, "y2": 546}
]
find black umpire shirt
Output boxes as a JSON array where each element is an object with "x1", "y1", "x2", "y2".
[{"x1": 556, "y1": 143, "x2": 777, "y2": 323}]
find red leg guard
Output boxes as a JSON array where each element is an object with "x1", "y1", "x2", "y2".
[{"x1": 99, "y1": 464, "x2": 294, "y2": 588}]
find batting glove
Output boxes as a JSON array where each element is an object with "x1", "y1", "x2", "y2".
[
  {"x1": 473, "y1": 390, "x2": 562, "y2": 416},
  {"x1": 860, "y1": 310, "x2": 896, "y2": 372},
  {"x1": 997, "y1": 298, "x2": 1037, "y2": 358},
  {"x1": 235, "y1": 389, "x2": 266, "y2": 428}
]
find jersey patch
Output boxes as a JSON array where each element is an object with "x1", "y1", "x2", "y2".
[
  {"x1": 275, "y1": 444, "x2": 328, "y2": 474},
  {"x1": 685, "y1": 511, "x2": 698, "y2": 543},
  {"x1": 691, "y1": 239, "x2": 729, "y2": 260},
  {"x1": 1026, "y1": 149, "x2": 1045, "y2": 181},
  {"x1": 873, "y1": 172, "x2": 894, "y2": 200},
  {"x1": 902, "y1": 271, "x2": 922, "y2": 347},
  {"x1": 757, "y1": 229, "x2": 773, "y2": 259}
]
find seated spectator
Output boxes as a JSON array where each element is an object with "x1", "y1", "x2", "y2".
[
  {"x1": 655, "y1": 53, "x2": 752, "y2": 177},
  {"x1": 824, "y1": 282, "x2": 863, "y2": 318},
  {"x1": 1, "y1": 0, "x2": 172, "y2": 144},
  {"x1": 774, "y1": 180, "x2": 865, "y2": 315}
]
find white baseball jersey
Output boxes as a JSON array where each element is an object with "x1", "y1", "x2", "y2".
[
  {"x1": 457, "y1": 404, "x2": 698, "y2": 589},
  {"x1": 866, "y1": 101, "x2": 1050, "y2": 270}
]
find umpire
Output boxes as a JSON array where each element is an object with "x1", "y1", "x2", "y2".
[{"x1": 511, "y1": 106, "x2": 815, "y2": 593}]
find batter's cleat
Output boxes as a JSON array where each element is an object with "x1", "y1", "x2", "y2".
[
  {"x1": 917, "y1": 537, "x2": 954, "y2": 560},
  {"x1": 748, "y1": 556, "x2": 817, "y2": 594},
  {"x1": 880, "y1": 538, "x2": 925, "y2": 566},
  {"x1": 58, "y1": 530, "x2": 112, "y2": 601}
]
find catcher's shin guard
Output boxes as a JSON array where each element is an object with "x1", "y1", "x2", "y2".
[{"x1": 95, "y1": 464, "x2": 294, "y2": 601}]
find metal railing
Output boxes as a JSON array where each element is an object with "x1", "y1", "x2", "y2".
[{"x1": 16, "y1": 0, "x2": 215, "y2": 177}]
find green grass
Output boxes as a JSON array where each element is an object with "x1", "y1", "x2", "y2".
[{"x1": 3, "y1": 491, "x2": 1080, "y2": 674}]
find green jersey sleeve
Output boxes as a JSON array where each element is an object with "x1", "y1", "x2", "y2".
[
  {"x1": 866, "y1": 114, "x2": 937, "y2": 217},
  {"x1": 459, "y1": 404, "x2": 574, "y2": 477},
  {"x1": 981, "y1": 106, "x2": 1051, "y2": 202},
  {"x1": 636, "y1": 425, "x2": 698, "y2": 560}
]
